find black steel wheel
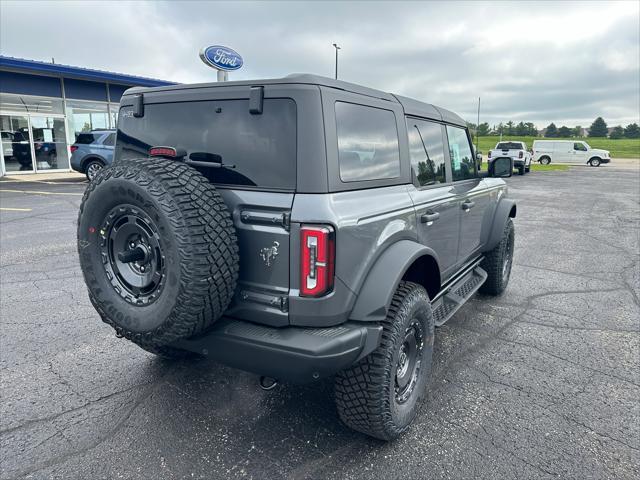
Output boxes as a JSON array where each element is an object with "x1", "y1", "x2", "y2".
[
  {"x1": 100, "y1": 204, "x2": 166, "y2": 305},
  {"x1": 395, "y1": 320, "x2": 425, "y2": 405},
  {"x1": 480, "y1": 218, "x2": 515, "y2": 295},
  {"x1": 78, "y1": 157, "x2": 239, "y2": 351},
  {"x1": 335, "y1": 281, "x2": 434, "y2": 440}
]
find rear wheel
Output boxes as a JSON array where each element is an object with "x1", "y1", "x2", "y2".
[
  {"x1": 539, "y1": 156, "x2": 551, "y2": 165},
  {"x1": 335, "y1": 281, "x2": 434, "y2": 440},
  {"x1": 518, "y1": 164, "x2": 525, "y2": 175},
  {"x1": 589, "y1": 157, "x2": 601, "y2": 167},
  {"x1": 480, "y1": 218, "x2": 514, "y2": 296},
  {"x1": 85, "y1": 159, "x2": 104, "y2": 181},
  {"x1": 77, "y1": 157, "x2": 239, "y2": 353}
]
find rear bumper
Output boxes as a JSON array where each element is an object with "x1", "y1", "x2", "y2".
[{"x1": 170, "y1": 318, "x2": 382, "y2": 383}]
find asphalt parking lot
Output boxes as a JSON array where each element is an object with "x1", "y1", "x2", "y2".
[{"x1": 1, "y1": 163, "x2": 639, "y2": 479}]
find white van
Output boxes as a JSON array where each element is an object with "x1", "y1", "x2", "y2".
[{"x1": 532, "y1": 140, "x2": 610, "y2": 167}]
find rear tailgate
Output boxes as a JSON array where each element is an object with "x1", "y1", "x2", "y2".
[
  {"x1": 220, "y1": 189, "x2": 293, "y2": 327},
  {"x1": 116, "y1": 87, "x2": 298, "y2": 327}
]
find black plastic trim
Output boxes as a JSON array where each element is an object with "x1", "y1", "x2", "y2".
[{"x1": 170, "y1": 318, "x2": 382, "y2": 383}]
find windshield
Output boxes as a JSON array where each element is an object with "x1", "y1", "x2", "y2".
[
  {"x1": 496, "y1": 142, "x2": 524, "y2": 150},
  {"x1": 582, "y1": 142, "x2": 590, "y2": 149}
]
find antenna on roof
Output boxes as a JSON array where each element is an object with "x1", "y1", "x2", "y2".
[{"x1": 51, "y1": 57, "x2": 55, "y2": 64}]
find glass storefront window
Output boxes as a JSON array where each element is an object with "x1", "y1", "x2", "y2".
[
  {"x1": 0, "y1": 92, "x2": 64, "y2": 115},
  {"x1": 109, "y1": 104, "x2": 118, "y2": 130},
  {"x1": 31, "y1": 116, "x2": 69, "y2": 171},
  {"x1": 65, "y1": 99, "x2": 109, "y2": 143},
  {"x1": 1, "y1": 114, "x2": 33, "y2": 172}
]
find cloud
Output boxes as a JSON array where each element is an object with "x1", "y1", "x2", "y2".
[{"x1": 1, "y1": 0, "x2": 638, "y2": 127}]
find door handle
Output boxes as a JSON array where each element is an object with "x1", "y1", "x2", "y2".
[
  {"x1": 462, "y1": 200, "x2": 475, "y2": 211},
  {"x1": 420, "y1": 211, "x2": 440, "y2": 223}
]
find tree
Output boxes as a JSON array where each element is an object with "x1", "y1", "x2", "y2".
[
  {"x1": 624, "y1": 123, "x2": 640, "y2": 139},
  {"x1": 609, "y1": 126, "x2": 624, "y2": 139},
  {"x1": 573, "y1": 126, "x2": 583, "y2": 137},
  {"x1": 544, "y1": 123, "x2": 558, "y2": 137},
  {"x1": 525, "y1": 122, "x2": 537, "y2": 136},
  {"x1": 588, "y1": 117, "x2": 608, "y2": 137},
  {"x1": 505, "y1": 121, "x2": 515, "y2": 136},
  {"x1": 515, "y1": 121, "x2": 527, "y2": 136},
  {"x1": 477, "y1": 122, "x2": 490, "y2": 136},
  {"x1": 558, "y1": 126, "x2": 572, "y2": 137}
]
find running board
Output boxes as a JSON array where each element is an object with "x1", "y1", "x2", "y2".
[{"x1": 431, "y1": 266, "x2": 487, "y2": 327}]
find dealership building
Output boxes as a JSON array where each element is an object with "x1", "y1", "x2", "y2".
[{"x1": 0, "y1": 56, "x2": 173, "y2": 176}]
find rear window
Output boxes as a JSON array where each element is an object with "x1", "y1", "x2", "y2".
[
  {"x1": 496, "y1": 142, "x2": 524, "y2": 150},
  {"x1": 335, "y1": 102, "x2": 400, "y2": 182},
  {"x1": 116, "y1": 99, "x2": 297, "y2": 189},
  {"x1": 102, "y1": 133, "x2": 115, "y2": 146},
  {"x1": 75, "y1": 133, "x2": 100, "y2": 144}
]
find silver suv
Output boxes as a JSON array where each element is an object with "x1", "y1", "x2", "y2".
[{"x1": 77, "y1": 74, "x2": 516, "y2": 440}]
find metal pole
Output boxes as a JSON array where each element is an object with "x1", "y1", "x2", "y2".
[
  {"x1": 333, "y1": 43, "x2": 341, "y2": 79},
  {"x1": 476, "y1": 97, "x2": 481, "y2": 154},
  {"x1": 217, "y1": 70, "x2": 228, "y2": 82}
]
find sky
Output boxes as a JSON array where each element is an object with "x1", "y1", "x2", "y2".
[{"x1": 1, "y1": 0, "x2": 639, "y2": 129}]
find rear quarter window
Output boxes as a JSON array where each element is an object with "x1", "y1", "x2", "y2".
[
  {"x1": 335, "y1": 102, "x2": 400, "y2": 182},
  {"x1": 116, "y1": 98, "x2": 297, "y2": 189},
  {"x1": 75, "y1": 133, "x2": 99, "y2": 144}
]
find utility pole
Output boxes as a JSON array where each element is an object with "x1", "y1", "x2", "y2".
[
  {"x1": 476, "y1": 97, "x2": 481, "y2": 154},
  {"x1": 332, "y1": 43, "x2": 341, "y2": 79}
]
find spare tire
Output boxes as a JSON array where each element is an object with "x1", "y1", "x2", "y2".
[{"x1": 77, "y1": 157, "x2": 239, "y2": 350}]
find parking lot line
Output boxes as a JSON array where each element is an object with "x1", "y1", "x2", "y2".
[
  {"x1": 0, "y1": 189, "x2": 84, "y2": 196},
  {"x1": 0, "y1": 207, "x2": 33, "y2": 212}
]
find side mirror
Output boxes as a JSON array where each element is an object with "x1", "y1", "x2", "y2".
[{"x1": 489, "y1": 157, "x2": 513, "y2": 177}]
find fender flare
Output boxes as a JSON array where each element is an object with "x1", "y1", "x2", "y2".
[
  {"x1": 482, "y1": 198, "x2": 516, "y2": 253},
  {"x1": 349, "y1": 240, "x2": 440, "y2": 322}
]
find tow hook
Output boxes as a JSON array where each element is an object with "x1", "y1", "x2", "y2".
[{"x1": 259, "y1": 376, "x2": 278, "y2": 391}]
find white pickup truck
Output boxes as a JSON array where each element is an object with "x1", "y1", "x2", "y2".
[{"x1": 488, "y1": 141, "x2": 532, "y2": 175}]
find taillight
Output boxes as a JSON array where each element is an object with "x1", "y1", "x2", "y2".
[
  {"x1": 149, "y1": 146, "x2": 178, "y2": 157},
  {"x1": 70, "y1": 145, "x2": 79, "y2": 153},
  {"x1": 300, "y1": 225, "x2": 335, "y2": 297},
  {"x1": 519, "y1": 151, "x2": 523, "y2": 158}
]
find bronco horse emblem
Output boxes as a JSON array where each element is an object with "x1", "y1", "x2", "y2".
[{"x1": 260, "y1": 241, "x2": 280, "y2": 267}]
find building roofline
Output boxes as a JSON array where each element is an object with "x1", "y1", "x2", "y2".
[{"x1": 0, "y1": 55, "x2": 175, "y2": 87}]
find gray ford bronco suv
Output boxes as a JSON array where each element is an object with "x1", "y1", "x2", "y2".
[{"x1": 78, "y1": 74, "x2": 516, "y2": 440}]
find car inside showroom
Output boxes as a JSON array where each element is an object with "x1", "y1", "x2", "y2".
[{"x1": 0, "y1": 56, "x2": 173, "y2": 176}]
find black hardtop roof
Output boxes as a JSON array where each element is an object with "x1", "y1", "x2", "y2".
[{"x1": 123, "y1": 73, "x2": 466, "y2": 127}]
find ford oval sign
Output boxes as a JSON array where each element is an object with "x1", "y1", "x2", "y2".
[{"x1": 199, "y1": 45, "x2": 243, "y2": 72}]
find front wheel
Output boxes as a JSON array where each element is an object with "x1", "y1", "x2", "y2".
[
  {"x1": 589, "y1": 157, "x2": 601, "y2": 167},
  {"x1": 539, "y1": 156, "x2": 551, "y2": 165},
  {"x1": 479, "y1": 218, "x2": 514, "y2": 296},
  {"x1": 335, "y1": 281, "x2": 434, "y2": 440}
]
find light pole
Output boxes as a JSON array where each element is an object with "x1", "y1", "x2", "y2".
[
  {"x1": 476, "y1": 96, "x2": 481, "y2": 155},
  {"x1": 333, "y1": 43, "x2": 341, "y2": 79}
]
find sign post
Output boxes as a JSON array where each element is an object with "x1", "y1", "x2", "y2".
[{"x1": 199, "y1": 45, "x2": 243, "y2": 81}]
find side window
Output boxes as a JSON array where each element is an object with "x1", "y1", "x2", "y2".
[
  {"x1": 446, "y1": 125, "x2": 476, "y2": 181},
  {"x1": 336, "y1": 102, "x2": 400, "y2": 182},
  {"x1": 406, "y1": 118, "x2": 446, "y2": 186},
  {"x1": 103, "y1": 133, "x2": 115, "y2": 146},
  {"x1": 574, "y1": 142, "x2": 587, "y2": 151}
]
